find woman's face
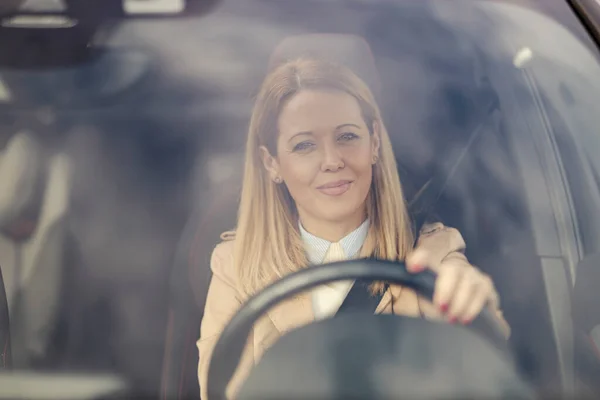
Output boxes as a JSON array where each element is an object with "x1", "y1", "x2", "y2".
[{"x1": 261, "y1": 89, "x2": 380, "y2": 235}]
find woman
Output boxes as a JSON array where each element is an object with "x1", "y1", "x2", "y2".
[{"x1": 197, "y1": 58, "x2": 510, "y2": 399}]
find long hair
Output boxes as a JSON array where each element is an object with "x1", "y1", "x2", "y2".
[{"x1": 233, "y1": 58, "x2": 414, "y2": 296}]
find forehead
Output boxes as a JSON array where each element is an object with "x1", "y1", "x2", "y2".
[{"x1": 277, "y1": 90, "x2": 364, "y2": 136}]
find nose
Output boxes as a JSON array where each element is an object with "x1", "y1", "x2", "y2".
[{"x1": 320, "y1": 141, "x2": 344, "y2": 172}]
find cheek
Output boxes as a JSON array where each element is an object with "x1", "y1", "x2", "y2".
[
  {"x1": 344, "y1": 147, "x2": 375, "y2": 199},
  {"x1": 278, "y1": 155, "x2": 320, "y2": 188},
  {"x1": 354, "y1": 164, "x2": 374, "y2": 193},
  {"x1": 344, "y1": 146, "x2": 374, "y2": 175}
]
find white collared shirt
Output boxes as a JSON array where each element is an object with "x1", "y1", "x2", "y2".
[{"x1": 299, "y1": 219, "x2": 370, "y2": 319}]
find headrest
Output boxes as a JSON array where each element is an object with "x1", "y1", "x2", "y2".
[
  {"x1": 268, "y1": 34, "x2": 381, "y2": 98},
  {"x1": 0, "y1": 132, "x2": 47, "y2": 241}
]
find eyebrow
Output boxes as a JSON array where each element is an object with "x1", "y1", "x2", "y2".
[
  {"x1": 287, "y1": 123, "x2": 362, "y2": 143},
  {"x1": 287, "y1": 131, "x2": 312, "y2": 143},
  {"x1": 335, "y1": 123, "x2": 361, "y2": 130}
]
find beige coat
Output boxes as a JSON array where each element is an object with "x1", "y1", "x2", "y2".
[{"x1": 197, "y1": 223, "x2": 509, "y2": 399}]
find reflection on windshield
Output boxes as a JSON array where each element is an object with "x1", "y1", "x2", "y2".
[{"x1": 0, "y1": 0, "x2": 599, "y2": 398}]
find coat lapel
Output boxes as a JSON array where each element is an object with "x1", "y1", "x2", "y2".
[
  {"x1": 266, "y1": 292, "x2": 314, "y2": 335},
  {"x1": 374, "y1": 288, "x2": 393, "y2": 314}
]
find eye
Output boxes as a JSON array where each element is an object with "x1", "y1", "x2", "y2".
[
  {"x1": 292, "y1": 141, "x2": 315, "y2": 152},
  {"x1": 338, "y1": 132, "x2": 359, "y2": 142}
]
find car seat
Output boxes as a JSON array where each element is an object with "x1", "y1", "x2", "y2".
[{"x1": 0, "y1": 130, "x2": 71, "y2": 369}]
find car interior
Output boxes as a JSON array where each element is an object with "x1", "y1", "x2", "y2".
[
  {"x1": 0, "y1": 0, "x2": 599, "y2": 399},
  {"x1": 162, "y1": 25, "x2": 566, "y2": 400}
]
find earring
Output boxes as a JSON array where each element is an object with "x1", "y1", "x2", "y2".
[
  {"x1": 274, "y1": 177, "x2": 282, "y2": 184},
  {"x1": 372, "y1": 155, "x2": 379, "y2": 164}
]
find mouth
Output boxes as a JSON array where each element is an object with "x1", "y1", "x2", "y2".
[{"x1": 317, "y1": 180, "x2": 353, "y2": 196}]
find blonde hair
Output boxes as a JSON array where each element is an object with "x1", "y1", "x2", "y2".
[{"x1": 233, "y1": 58, "x2": 414, "y2": 296}]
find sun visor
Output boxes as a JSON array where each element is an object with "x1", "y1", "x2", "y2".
[
  {"x1": 268, "y1": 34, "x2": 381, "y2": 98},
  {"x1": 0, "y1": 132, "x2": 47, "y2": 242}
]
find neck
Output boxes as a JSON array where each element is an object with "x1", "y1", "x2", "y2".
[{"x1": 299, "y1": 211, "x2": 367, "y2": 243}]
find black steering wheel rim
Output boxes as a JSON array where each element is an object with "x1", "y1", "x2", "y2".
[{"x1": 206, "y1": 259, "x2": 509, "y2": 399}]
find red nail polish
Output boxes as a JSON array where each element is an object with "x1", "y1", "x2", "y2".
[
  {"x1": 409, "y1": 264, "x2": 421, "y2": 272},
  {"x1": 449, "y1": 316, "x2": 457, "y2": 324},
  {"x1": 463, "y1": 318, "x2": 472, "y2": 325},
  {"x1": 440, "y1": 303, "x2": 449, "y2": 313}
]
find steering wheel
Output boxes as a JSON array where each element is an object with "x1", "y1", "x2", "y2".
[{"x1": 206, "y1": 259, "x2": 511, "y2": 399}]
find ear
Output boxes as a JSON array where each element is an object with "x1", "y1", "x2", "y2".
[
  {"x1": 259, "y1": 145, "x2": 282, "y2": 182},
  {"x1": 371, "y1": 120, "x2": 382, "y2": 163}
]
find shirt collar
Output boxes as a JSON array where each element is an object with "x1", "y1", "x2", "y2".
[{"x1": 299, "y1": 219, "x2": 370, "y2": 264}]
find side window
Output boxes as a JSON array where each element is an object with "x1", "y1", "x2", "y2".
[
  {"x1": 481, "y1": 0, "x2": 600, "y2": 266},
  {"x1": 532, "y1": 40, "x2": 600, "y2": 260}
]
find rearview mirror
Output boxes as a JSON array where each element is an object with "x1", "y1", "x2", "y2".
[
  {"x1": 0, "y1": 48, "x2": 152, "y2": 107},
  {"x1": 0, "y1": 0, "x2": 219, "y2": 20},
  {"x1": 0, "y1": 0, "x2": 220, "y2": 69}
]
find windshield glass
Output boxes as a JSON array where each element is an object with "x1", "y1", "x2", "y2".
[{"x1": 1, "y1": 0, "x2": 600, "y2": 398}]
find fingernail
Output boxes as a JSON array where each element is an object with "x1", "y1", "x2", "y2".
[
  {"x1": 462, "y1": 318, "x2": 472, "y2": 325},
  {"x1": 439, "y1": 303, "x2": 449, "y2": 313},
  {"x1": 448, "y1": 316, "x2": 457, "y2": 324}
]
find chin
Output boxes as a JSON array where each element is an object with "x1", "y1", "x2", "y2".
[{"x1": 318, "y1": 205, "x2": 365, "y2": 224}]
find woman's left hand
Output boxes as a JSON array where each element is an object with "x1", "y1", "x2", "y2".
[{"x1": 406, "y1": 249, "x2": 500, "y2": 325}]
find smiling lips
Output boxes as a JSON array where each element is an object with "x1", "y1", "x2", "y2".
[{"x1": 317, "y1": 180, "x2": 353, "y2": 196}]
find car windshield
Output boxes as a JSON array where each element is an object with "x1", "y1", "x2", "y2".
[{"x1": 1, "y1": 0, "x2": 600, "y2": 398}]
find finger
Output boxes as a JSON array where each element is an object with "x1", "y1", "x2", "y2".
[
  {"x1": 460, "y1": 284, "x2": 489, "y2": 324},
  {"x1": 486, "y1": 279, "x2": 500, "y2": 310},
  {"x1": 407, "y1": 245, "x2": 445, "y2": 273},
  {"x1": 406, "y1": 249, "x2": 428, "y2": 273},
  {"x1": 433, "y1": 263, "x2": 463, "y2": 312},
  {"x1": 461, "y1": 275, "x2": 497, "y2": 322},
  {"x1": 412, "y1": 225, "x2": 466, "y2": 273},
  {"x1": 446, "y1": 269, "x2": 479, "y2": 322}
]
